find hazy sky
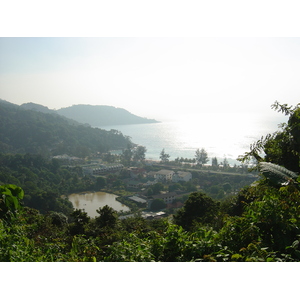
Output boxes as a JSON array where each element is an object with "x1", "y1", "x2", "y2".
[{"x1": 1, "y1": 37, "x2": 300, "y2": 121}]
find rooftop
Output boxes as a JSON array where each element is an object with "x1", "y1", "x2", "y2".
[
  {"x1": 128, "y1": 196, "x2": 147, "y2": 203},
  {"x1": 156, "y1": 169, "x2": 175, "y2": 175}
]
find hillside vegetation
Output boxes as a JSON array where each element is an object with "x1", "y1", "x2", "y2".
[{"x1": 0, "y1": 99, "x2": 132, "y2": 157}]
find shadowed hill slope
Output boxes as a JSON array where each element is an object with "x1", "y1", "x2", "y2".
[{"x1": 0, "y1": 99, "x2": 132, "y2": 157}]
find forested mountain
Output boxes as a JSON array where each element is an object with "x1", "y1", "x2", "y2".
[
  {"x1": 56, "y1": 104, "x2": 159, "y2": 127},
  {"x1": 0, "y1": 99, "x2": 132, "y2": 157},
  {"x1": 21, "y1": 102, "x2": 55, "y2": 114},
  {"x1": 20, "y1": 101, "x2": 159, "y2": 126},
  {"x1": 21, "y1": 102, "x2": 83, "y2": 126}
]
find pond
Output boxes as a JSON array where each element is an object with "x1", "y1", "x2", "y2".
[{"x1": 68, "y1": 191, "x2": 130, "y2": 218}]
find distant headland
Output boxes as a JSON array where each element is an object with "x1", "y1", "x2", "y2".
[
  {"x1": 20, "y1": 102, "x2": 160, "y2": 127},
  {"x1": 56, "y1": 104, "x2": 159, "y2": 127}
]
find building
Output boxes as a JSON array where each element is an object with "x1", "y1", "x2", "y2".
[
  {"x1": 148, "y1": 191, "x2": 177, "y2": 209},
  {"x1": 147, "y1": 171, "x2": 157, "y2": 179},
  {"x1": 143, "y1": 180, "x2": 156, "y2": 187},
  {"x1": 129, "y1": 167, "x2": 146, "y2": 179},
  {"x1": 83, "y1": 163, "x2": 124, "y2": 176},
  {"x1": 172, "y1": 171, "x2": 192, "y2": 183},
  {"x1": 154, "y1": 169, "x2": 175, "y2": 182},
  {"x1": 127, "y1": 180, "x2": 142, "y2": 189},
  {"x1": 152, "y1": 192, "x2": 177, "y2": 204},
  {"x1": 128, "y1": 195, "x2": 147, "y2": 204}
]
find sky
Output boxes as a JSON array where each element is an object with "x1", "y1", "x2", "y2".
[{"x1": 1, "y1": 37, "x2": 300, "y2": 122}]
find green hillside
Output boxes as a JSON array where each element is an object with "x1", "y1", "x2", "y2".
[
  {"x1": 0, "y1": 99, "x2": 132, "y2": 157},
  {"x1": 21, "y1": 102, "x2": 56, "y2": 114}
]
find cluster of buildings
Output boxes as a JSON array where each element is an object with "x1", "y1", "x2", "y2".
[
  {"x1": 123, "y1": 168, "x2": 193, "y2": 213},
  {"x1": 126, "y1": 168, "x2": 192, "y2": 188},
  {"x1": 124, "y1": 191, "x2": 186, "y2": 213},
  {"x1": 82, "y1": 163, "x2": 124, "y2": 176},
  {"x1": 153, "y1": 169, "x2": 192, "y2": 183},
  {"x1": 54, "y1": 154, "x2": 193, "y2": 216}
]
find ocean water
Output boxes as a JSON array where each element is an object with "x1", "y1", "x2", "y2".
[{"x1": 100, "y1": 113, "x2": 287, "y2": 165}]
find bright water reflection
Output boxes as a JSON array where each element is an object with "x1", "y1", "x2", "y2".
[
  {"x1": 101, "y1": 112, "x2": 286, "y2": 164},
  {"x1": 68, "y1": 192, "x2": 130, "y2": 218}
]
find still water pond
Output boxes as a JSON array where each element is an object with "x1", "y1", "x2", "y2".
[{"x1": 68, "y1": 192, "x2": 130, "y2": 218}]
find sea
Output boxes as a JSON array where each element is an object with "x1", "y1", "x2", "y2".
[{"x1": 100, "y1": 112, "x2": 288, "y2": 166}]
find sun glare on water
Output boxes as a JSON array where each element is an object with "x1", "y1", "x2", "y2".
[{"x1": 162, "y1": 112, "x2": 282, "y2": 161}]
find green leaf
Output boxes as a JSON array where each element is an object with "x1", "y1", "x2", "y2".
[
  {"x1": 292, "y1": 240, "x2": 299, "y2": 249},
  {"x1": 231, "y1": 254, "x2": 243, "y2": 261},
  {"x1": 0, "y1": 184, "x2": 24, "y2": 200},
  {"x1": 258, "y1": 162, "x2": 298, "y2": 186}
]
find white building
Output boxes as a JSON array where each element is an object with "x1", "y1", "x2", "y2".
[
  {"x1": 154, "y1": 169, "x2": 175, "y2": 181},
  {"x1": 172, "y1": 171, "x2": 192, "y2": 183}
]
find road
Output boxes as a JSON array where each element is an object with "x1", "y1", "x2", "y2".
[{"x1": 155, "y1": 163, "x2": 258, "y2": 178}]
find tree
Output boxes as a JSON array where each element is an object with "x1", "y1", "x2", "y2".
[
  {"x1": 222, "y1": 157, "x2": 229, "y2": 168},
  {"x1": 211, "y1": 157, "x2": 218, "y2": 168},
  {"x1": 0, "y1": 184, "x2": 24, "y2": 222},
  {"x1": 70, "y1": 209, "x2": 90, "y2": 234},
  {"x1": 175, "y1": 157, "x2": 180, "y2": 164},
  {"x1": 238, "y1": 101, "x2": 300, "y2": 172},
  {"x1": 103, "y1": 152, "x2": 116, "y2": 163},
  {"x1": 71, "y1": 208, "x2": 90, "y2": 226},
  {"x1": 48, "y1": 211, "x2": 68, "y2": 227},
  {"x1": 169, "y1": 183, "x2": 182, "y2": 192},
  {"x1": 95, "y1": 176, "x2": 107, "y2": 189},
  {"x1": 150, "y1": 199, "x2": 167, "y2": 211},
  {"x1": 95, "y1": 205, "x2": 118, "y2": 229},
  {"x1": 152, "y1": 182, "x2": 165, "y2": 194},
  {"x1": 195, "y1": 148, "x2": 209, "y2": 166},
  {"x1": 121, "y1": 143, "x2": 133, "y2": 166},
  {"x1": 173, "y1": 191, "x2": 219, "y2": 230},
  {"x1": 223, "y1": 182, "x2": 232, "y2": 193},
  {"x1": 146, "y1": 188, "x2": 154, "y2": 196},
  {"x1": 132, "y1": 146, "x2": 147, "y2": 163},
  {"x1": 160, "y1": 149, "x2": 170, "y2": 163}
]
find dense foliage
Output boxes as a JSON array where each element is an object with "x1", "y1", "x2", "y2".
[
  {"x1": 239, "y1": 101, "x2": 300, "y2": 172},
  {"x1": 0, "y1": 153, "x2": 97, "y2": 215},
  {"x1": 2, "y1": 178, "x2": 300, "y2": 262},
  {"x1": 173, "y1": 191, "x2": 219, "y2": 231}
]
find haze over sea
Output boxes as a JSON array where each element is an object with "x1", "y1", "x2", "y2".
[{"x1": 101, "y1": 112, "x2": 287, "y2": 165}]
